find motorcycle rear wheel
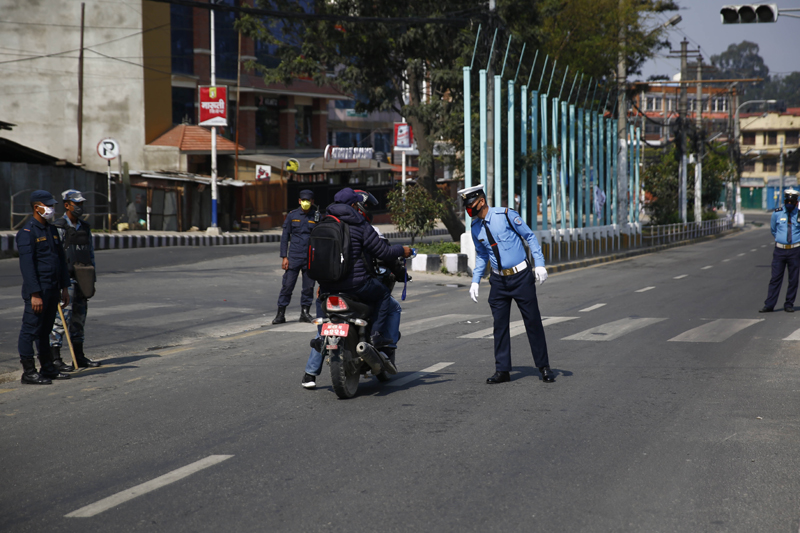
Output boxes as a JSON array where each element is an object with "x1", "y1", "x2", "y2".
[{"x1": 330, "y1": 351, "x2": 359, "y2": 399}]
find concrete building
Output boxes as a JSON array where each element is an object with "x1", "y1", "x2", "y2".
[{"x1": 739, "y1": 108, "x2": 800, "y2": 210}]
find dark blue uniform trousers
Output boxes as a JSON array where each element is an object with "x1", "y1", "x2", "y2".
[
  {"x1": 488, "y1": 267, "x2": 550, "y2": 372},
  {"x1": 19, "y1": 288, "x2": 59, "y2": 362},
  {"x1": 764, "y1": 246, "x2": 800, "y2": 309},
  {"x1": 277, "y1": 267, "x2": 314, "y2": 308}
]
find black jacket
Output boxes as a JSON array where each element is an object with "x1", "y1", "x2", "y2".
[{"x1": 320, "y1": 203, "x2": 405, "y2": 293}]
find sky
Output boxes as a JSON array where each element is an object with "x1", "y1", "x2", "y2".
[{"x1": 638, "y1": 0, "x2": 800, "y2": 81}]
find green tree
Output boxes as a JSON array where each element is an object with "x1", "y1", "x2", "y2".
[
  {"x1": 709, "y1": 41, "x2": 770, "y2": 98},
  {"x1": 386, "y1": 184, "x2": 453, "y2": 244},
  {"x1": 239, "y1": 0, "x2": 677, "y2": 239}
]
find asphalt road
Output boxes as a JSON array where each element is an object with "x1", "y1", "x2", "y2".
[{"x1": 2, "y1": 215, "x2": 800, "y2": 532}]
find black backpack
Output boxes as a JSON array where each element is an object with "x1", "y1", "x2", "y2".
[{"x1": 307, "y1": 215, "x2": 352, "y2": 283}]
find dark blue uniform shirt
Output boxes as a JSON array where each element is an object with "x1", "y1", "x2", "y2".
[
  {"x1": 771, "y1": 206, "x2": 800, "y2": 245},
  {"x1": 16, "y1": 217, "x2": 70, "y2": 298},
  {"x1": 280, "y1": 206, "x2": 318, "y2": 269}
]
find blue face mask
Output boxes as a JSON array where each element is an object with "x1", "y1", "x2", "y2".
[{"x1": 786, "y1": 201, "x2": 797, "y2": 211}]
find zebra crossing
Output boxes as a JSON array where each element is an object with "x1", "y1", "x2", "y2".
[{"x1": 0, "y1": 297, "x2": 792, "y2": 348}]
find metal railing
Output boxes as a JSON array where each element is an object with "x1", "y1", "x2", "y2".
[{"x1": 641, "y1": 217, "x2": 733, "y2": 247}]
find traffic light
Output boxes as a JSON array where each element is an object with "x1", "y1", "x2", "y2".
[{"x1": 720, "y1": 4, "x2": 779, "y2": 23}]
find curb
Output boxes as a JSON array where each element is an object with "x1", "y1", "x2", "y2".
[{"x1": 0, "y1": 228, "x2": 451, "y2": 255}]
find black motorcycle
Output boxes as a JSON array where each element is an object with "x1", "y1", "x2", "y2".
[{"x1": 314, "y1": 293, "x2": 397, "y2": 399}]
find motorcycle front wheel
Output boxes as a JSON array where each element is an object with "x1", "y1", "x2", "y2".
[{"x1": 330, "y1": 350, "x2": 359, "y2": 399}]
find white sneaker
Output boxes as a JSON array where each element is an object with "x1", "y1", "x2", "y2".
[{"x1": 301, "y1": 373, "x2": 317, "y2": 389}]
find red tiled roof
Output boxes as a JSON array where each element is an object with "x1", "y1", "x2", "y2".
[{"x1": 149, "y1": 125, "x2": 245, "y2": 152}]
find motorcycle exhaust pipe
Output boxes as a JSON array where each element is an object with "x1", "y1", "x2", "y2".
[{"x1": 356, "y1": 342, "x2": 397, "y2": 375}]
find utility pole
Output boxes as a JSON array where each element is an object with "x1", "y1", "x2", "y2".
[
  {"x1": 679, "y1": 39, "x2": 688, "y2": 224},
  {"x1": 780, "y1": 137, "x2": 785, "y2": 197},
  {"x1": 208, "y1": 3, "x2": 221, "y2": 235},
  {"x1": 617, "y1": 0, "x2": 629, "y2": 226},
  {"x1": 485, "y1": 0, "x2": 496, "y2": 207},
  {"x1": 234, "y1": 30, "x2": 241, "y2": 181},
  {"x1": 77, "y1": 2, "x2": 85, "y2": 165},
  {"x1": 694, "y1": 56, "x2": 703, "y2": 225}
]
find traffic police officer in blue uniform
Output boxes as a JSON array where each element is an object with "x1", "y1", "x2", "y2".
[
  {"x1": 459, "y1": 185, "x2": 555, "y2": 384},
  {"x1": 760, "y1": 188, "x2": 800, "y2": 313},
  {"x1": 16, "y1": 190, "x2": 72, "y2": 385},
  {"x1": 273, "y1": 189, "x2": 319, "y2": 324}
]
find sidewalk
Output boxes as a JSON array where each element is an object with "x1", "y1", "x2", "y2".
[{"x1": 0, "y1": 222, "x2": 451, "y2": 256}]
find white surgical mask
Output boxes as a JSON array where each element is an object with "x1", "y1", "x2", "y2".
[{"x1": 40, "y1": 205, "x2": 55, "y2": 222}]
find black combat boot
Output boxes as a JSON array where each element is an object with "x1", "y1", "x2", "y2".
[
  {"x1": 299, "y1": 306, "x2": 313, "y2": 323},
  {"x1": 20, "y1": 358, "x2": 51, "y2": 385},
  {"x1": 51, "y1": 346, "x2": 75, "y2": 372},
  {"x1": 74, "y1": 342, "x2": 100, "y2": 368},
  {"x1": 38, "y1": 348, "x2": 70, "y2": 380},
  {"x1": 272, "y1": 306, "x2": 286, "y2": 324}
]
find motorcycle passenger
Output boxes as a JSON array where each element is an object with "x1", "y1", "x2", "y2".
[{"x1": 301, "y1": 189, "x2": 409, "y2": 389}]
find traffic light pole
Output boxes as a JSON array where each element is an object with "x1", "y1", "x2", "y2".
[{"x1": 694, "y1": 57, "x2": 703, "y2": 225}]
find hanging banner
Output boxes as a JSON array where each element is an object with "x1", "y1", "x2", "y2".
[
  {"x1": 393, "y1": 122, "x2": 414, "y2": 150},
  {"x1": 198, "y1": 86, "x2": 228, "y2": 126}
]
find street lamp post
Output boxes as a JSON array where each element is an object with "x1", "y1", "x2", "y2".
[{"x1": 734, "y1": 99, "x2": 776, "y2": 222}]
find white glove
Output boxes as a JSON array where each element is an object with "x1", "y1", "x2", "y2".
[
  {"x1": 534, "y1": 266, "x2": 548, "y2": 285},
  {"x1": 469, "y1": 282, "x2": 479, "y2": 303}
]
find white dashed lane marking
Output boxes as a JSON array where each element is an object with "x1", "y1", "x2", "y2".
[
  {"x1": 701, "y1": 265, "x2": 713, "y2": 270},
  {"x1": 65, "y1": 455, "x2": 233, "y2": 518},
  {"x1": 738, "y1": 253, "x2": 746, "y2": 257},
  {"x1": 386, "y1": 362, "x2": 454, "y2": 387},
  {"x1": 579, "y1": 303, "x2": 606, "y2": 312},
  {"x1": 635, "y1": 286, "x2": 655, "y2": 293},
  {"x1": 674, "y1": 275, "x2": 688, "y2": 279}
]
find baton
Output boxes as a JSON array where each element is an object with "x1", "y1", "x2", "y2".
[{"x1": 57, "y1": 302, "x2": 80, "y2": 370}]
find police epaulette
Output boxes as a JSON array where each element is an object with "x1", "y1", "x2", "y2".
[{"x1": 775, "y1": 207, "x2": 784, "y2": 212}]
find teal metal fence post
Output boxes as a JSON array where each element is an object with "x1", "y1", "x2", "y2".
[
  {"x1": 531, "y1": 90, "x2": 539, "y2": 229},
  {"x1": 521, "y1": 85, "x2": 528, "y2": 223},
  {"x1": 577, "y1": 107, "x2": 584, "y2": 228},
  {"x1": 607, "y1": 117, "x2": 613, "y2": 227},
  {"x1": 494, "y1": 74, "x2": 502, "y2": 207},
  {"x1": 479, "y1": 69, "x2": 487, "y2": 190},
  {"x1": 560, "y1": 100, "x2": 568, "y2": 232},
  {"x1": 592, "y1": 112, "x2": 599, "y2": 227},
  {"x1": 551, "y1": 98, "x2": 559, "y2": 229},
  {"x1": 634, "y1": 126, "x2": 641, "y2": 225},
  {"x1": 628, "y1": 124, "x2": 634, "y2": 224},
  {"x1": 540, "y1": 93, "x2": 548, "y2": 231},
  {"x1": 569, "y1": 104, "x2": 576, "y2": 230},
  {"x1": 463, "y1": 66, "x2": 472, "y2": 228},
  {"x1": 508, "y1": 79, "x2": 515, "y2": 211}
]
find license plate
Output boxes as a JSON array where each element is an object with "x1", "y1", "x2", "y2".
[{"x1": 321, "y1": 323, "x2": 349, "y2": 337}]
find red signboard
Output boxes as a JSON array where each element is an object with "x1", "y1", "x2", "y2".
[
  {"x1": 198, "y1": 86, "x2": 228, "y2": 127},
  {"x1": 393, "y1": 122, "x2": 413, "y2": 150}
]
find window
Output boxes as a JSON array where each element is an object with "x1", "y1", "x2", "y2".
[
  {"x1": 170, "y1": 5, "x2": 193, "y2": 75},
  {"x1": 712, "y1": 98, "x2": 728, "y2": 112},
  {"x1": 172, "y1": 87, "x2": 195, "y2": 125},
  {"x1": 255, "y1": 97, "x2": 280, "y2": 147},
  {"x1": 743, "y1": 160, "x2": 755, "y2": 172},
  {"x1": 214, "y1": 0, "x2": 238, "y2": 80},
  {"x1": 763, "y1": 158, "x2": 777, "y2": 172},
  {"x1": 295, "y1": 105, "x2": 313, "y2": 148},
  {"x1": 335, "y1": 100, "x2": 356, "y2": 110},
  {"x1": 645, "y1": 96, "x2": 661, "y2": 111},
  {"x1": 767, "y1": 132, "x2": 778, "y2": 145},
  {"x1": 787, "y1": 160, "x2": 799, "y2": 173},
  {"x1": 645, "y1": 122, "x2": 661, "y2": 135},
  {"x1": 786, "y1": 130, "x2": 799, "y2": 145},
  {"x1": 665, "y1": 98, "x2": 674, "y2": 111},
  {"x1": 742, "y1": 132, "x2": 756, "y2": 145}
]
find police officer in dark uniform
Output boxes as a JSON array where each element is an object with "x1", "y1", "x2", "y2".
[
  {"x1": 50, "y1": 189, "x2": 101, "y2": 370},
  {"x1": 273, "y1": 189, "x2": 318, "y2": 324},
  {"x1": 16, "y1": 190, "x2": 72, "y2": 385},
  {"x1": 760, "y1": 188, "x2": 800, "y2": 313},
  {"x1": 459, "y1": 185, "x2": 555, "y2": 384}
]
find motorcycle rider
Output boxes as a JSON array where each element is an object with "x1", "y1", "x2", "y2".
[{"x1": 300, "y1": 188, "x2": 412, "y2": 389}]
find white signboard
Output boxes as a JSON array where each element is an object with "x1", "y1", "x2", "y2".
[
  {"x1": 256, "y1": 164, "x2": 272, "y2": 181},
  {"x1": 323, "y1": 145, "x2": 374, "y2": 161},
  {"x1": 97, "y1": 138, "x2": 120, "y2": 160}
]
